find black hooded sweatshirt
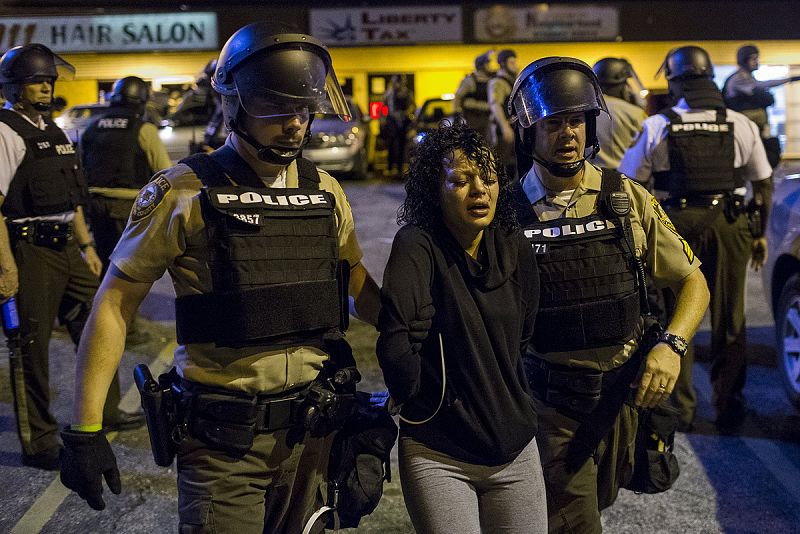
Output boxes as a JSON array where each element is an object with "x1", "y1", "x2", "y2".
[{"x1": 377, "y1": 224, "x2": 539, "y2": 466}]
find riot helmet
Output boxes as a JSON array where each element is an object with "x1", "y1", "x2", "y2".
[
  {"x1": 509, "y1": 57, "x2": 608, "y2": 177},
  {"x1": 109, "y1": 76, "x2": 150, "y2": 115},
  {"x1": 213, "y1": 23, "x2": 349, "y2": 164},
  {"x1": 0, "y1": 43, "x2": 75, "y2": 110},
  {"x1": 660, "y1": 46, "x2": 714, "y2": 80},
  {"x1": 593, "y1": 57, "x2": 646, "y2": 105}
]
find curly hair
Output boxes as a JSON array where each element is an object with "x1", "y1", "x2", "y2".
[{"x1": 397, "y1": 119, "x2": 518, "y2": 232}]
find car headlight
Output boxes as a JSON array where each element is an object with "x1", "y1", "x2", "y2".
[{"x1": 318, "y1": 132, "x2": 358, "y2": 148}]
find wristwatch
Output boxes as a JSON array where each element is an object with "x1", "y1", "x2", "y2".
[{"x1": 658, "y1": 332, "x2": 688, "y2": 358}]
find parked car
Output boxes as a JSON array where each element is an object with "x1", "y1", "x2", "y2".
[
  {"x1": 303, "y1": 98, "x2": 370, "y2": 180},
  {"x1": 763, "y1": 173, "x2": 800, "y2": 409},
  {"x1": 53, "y1": 103, "x2": 109, "y2": 143},
  {"x1": 158, "y1": 101, "x2": 212, "y2": 163},
  {"x1": 411, "y1": 96, "x2": 456, "y2": 145}
]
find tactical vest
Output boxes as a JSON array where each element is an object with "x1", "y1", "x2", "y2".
[
  {"x1": 653, "y1": 108, "x2": 744, "y2": 194},
  {"x1": 81, "y1": 108, "x2": 151, "y2": 189},
  {"x1": 0, "y1": 109, "x2": 84, "y2": 219},
  {"x1": 175, "y1": 147, "x2": 346, "y2": 349},
  {"x1": 722, "y1": 74, "x2": 775, "y2": 113},
  {"x1": 515, "y1": 169, "x2": 645, "y2": 353},
  {"x1": 462, "y1": 73, "x2": 490, "y2": 134}
]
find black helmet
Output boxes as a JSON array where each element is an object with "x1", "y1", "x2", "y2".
[
  {"x1": 0, "y1": 43, "x2": 74, "y2": 85},
  {"x1": 109, "y1": 76, "x2": 150, "y2": 107},
  {"x1": 593, "y1": 57, "x2": 633, "y2": 86},
  {"x1": 661, "y1": 46, "x2": 714, "y2": 80},
  {"x1": 211, "y1": 23, "x2": 349, "y2": 164},
  {"x1": 0, "y1": 43, "x2": 74, "y2": 108},
  {"x1": 509, "y1": 57, "x2": 608, "y2": 177},
  {"x1": 213, "y1": 23, "x2": 349, "y2": 124}
]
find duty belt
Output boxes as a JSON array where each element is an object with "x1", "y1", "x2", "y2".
[
  {"x1": 526, "y1": 356, "x2": 627, "y2": 417},
  {"x1": 8, "y1": 220, "x2": 73, "y2": 248},
  {"x1": 181, "y1": 379, "x2": 304, "y2": 433},
  {"x1": 661, "y1": 192, "x2": 743, "y2": 210}
]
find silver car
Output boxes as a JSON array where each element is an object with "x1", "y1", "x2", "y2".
[
  {"x1": 303, "y1": 98, "x2": 370, "y2": 180},
  {"x1": 763, "y1": 172, "x2": 800, "y2": 409},
  {"x1": 54, "y1": 104, "x2": 109, "y2": 143}
]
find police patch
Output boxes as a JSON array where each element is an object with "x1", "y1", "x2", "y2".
[
  {"x1": 131, "y1": 175, "x2": 171, "y2": 222},
  {"x1": 651, "y1": 197, "x2": 695, "y2": 263}
]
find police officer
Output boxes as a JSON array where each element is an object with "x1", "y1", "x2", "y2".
[
  {"x1": 722, "y1": 44, "x2": 800, "y2": 168},
  {"x1": 619, "y1": 46, "x2": 773, "y2": 433},
  {"x1": 509, "y1": 57, "x2": 710, "y2": 533},
  {"x1": 0, "y1": 44, "x2": 104, "y2": 470},
  {"x1": 488, "y1": 48, "x2": 518, "y2": 178},
  {"x1": 81, "y1": 75, "x2": 171, "y2": 373},
  {"x1": 81, "y1": 75, "x2": 171, "y2": 276},
  {"x1": 591, "y1": 57, "x2": 648, "y2": 171},
  {"x1": 60, "y1": 23, "x2": 381, "y2": 532},
  {"x1": 453, "y1": 50, "x2": 493, "y2": 139}
]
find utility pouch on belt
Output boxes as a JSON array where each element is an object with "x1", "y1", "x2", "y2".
[
  {"x1": 188, "y1": 392, "x2": 258, "y2": 458},
  {"x1": 747, "y1": 199, "x2": 764, "y2": 238},
  {"x1": 723, "y1": 194, "x2": 747, "y2": 224},
  {"x1": 624, "y1": 402, "x2": 681, "y2": 494},
  {"x1": 134, "y1": 364, "x2": 180, "y2": 467}
]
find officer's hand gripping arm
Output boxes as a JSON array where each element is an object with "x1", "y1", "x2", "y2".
[
  {"x1": 349, "y1": 261, "x2": 381, "y2": 327},
  {"x1": 635, "y1": 268, "x2": 709, "y2": 408}
]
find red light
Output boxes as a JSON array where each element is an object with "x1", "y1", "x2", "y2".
[{"x1": 369, "y1": 102, "x2": 388, "y2": 120}]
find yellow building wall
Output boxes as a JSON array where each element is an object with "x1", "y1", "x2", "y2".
[{"x1": 54, "y1": 40, "x2": 800, "y2": 111}]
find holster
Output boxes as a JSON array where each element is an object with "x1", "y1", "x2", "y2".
[
  {"x1": 134, "y1": 364, "x2": 183, "y2": 467},
  {"x1": 9, "y1": 221, "x2": 73, "y2": 249},
  {"x1": 723, "y1": 194, "x2": 747, "y2": 224},
  {"x1": 747, "y1": 200, "x2": 764, "y2": 238}
]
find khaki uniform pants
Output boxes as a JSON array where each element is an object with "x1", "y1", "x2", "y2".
[
  {"x1": 534, "y1": 398, "x2": 638, "y2": 534},
  {"x1": 665, "y1": 205, "x2": 752, "y2": 423},
  {"x1": 176, "y1": 429, "x2": 333, "y2": 534}
]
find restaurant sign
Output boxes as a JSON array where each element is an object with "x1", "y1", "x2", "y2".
[{"x1": 474, "y1": 5, "x2": 619, "y2": 42}]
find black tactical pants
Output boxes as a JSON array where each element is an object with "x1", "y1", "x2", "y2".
[
  {"x1": 10, "y1": 239, "x2": 100, "y2": 455},
  {"x1": 665, "y1": 204, "x2": 751, "y2": 425},
  {"x1": 88, "y1": 194, "x2": 135, "y2": 276}
]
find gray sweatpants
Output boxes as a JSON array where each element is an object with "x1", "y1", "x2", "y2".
[{"x1": 399, "y1": 435, "x2": 548, "y2": 534}]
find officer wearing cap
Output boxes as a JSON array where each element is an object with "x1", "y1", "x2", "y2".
[
  {"x1": 591, "y1": 57, "x2": 648, "y2": 171},
  {"x1": 722, "y1": 44, "x2": 800, "y2": 167},
  {"x1": 509, "y1": 57, "x2": 709, "y2": 533},
  {"x1": 453, "y1": 50, "x2": 494, "y2": 139},
  {"x1": 489, "y1": 48, "x2": 519, "y2": 178},
  {"x1": 620, "y1": 46, "x2": 772, "y2": 433},
  {"x1": 60, "y1": 23, "x2": 381, "y2": 532},
  {"x1": 0, "y1": 44, "x2": 109, "y2": 470}
]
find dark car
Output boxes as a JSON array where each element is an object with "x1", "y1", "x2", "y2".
[
  {"x1": 304, "y1": 98, "x2": 370, "y2": 180},
  {"x1": 763, "y1": 172, "x2": 800, "y2": 409},
  {"x1": 411, "y1": 96, "x2": 456, "y2": 146}
]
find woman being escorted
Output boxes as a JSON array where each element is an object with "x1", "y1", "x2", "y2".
[{"x1": 377, "y1": 121, "x2": 547, "y2": 533}]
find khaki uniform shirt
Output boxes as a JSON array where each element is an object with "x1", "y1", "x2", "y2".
[
  {"x1": 111, "y1": 151, "x2": 363, "y2": 395},
  {"x1": 593, "y1": 95, "x2": 647, "y2": 170},
  {"x1": 520, "y1": 163, "x2": 700, "y2": 370}
]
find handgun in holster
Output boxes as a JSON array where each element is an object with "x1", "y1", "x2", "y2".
[{"x1": 134, "y1": 364, "x2": 183, "y2": 467}]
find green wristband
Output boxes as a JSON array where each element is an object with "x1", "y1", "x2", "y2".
[{"x1": 71, "y1": 423, "x2": 102, "y2": 433}]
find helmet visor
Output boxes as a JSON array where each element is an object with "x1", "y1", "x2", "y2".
[
  {"x1": 232, "y1": 45, "x2": 350, "y2": 120},
  {"x1": 512, "y1": 69, "x2": 605, "y2": 129}
]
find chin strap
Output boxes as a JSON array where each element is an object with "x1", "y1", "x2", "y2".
[
  {"x1": 532, "y1": 142, "x2": 599, "y2": 178},
  {"x1": 229, "y1": 112, "x2": 316, "y2": 166},
  {"x1": 32, "y1": 102, "x2": 52, "y2": 112}
]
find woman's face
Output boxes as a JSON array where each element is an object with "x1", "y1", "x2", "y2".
[{"x1": 439, "y1": 148, "x2": 499, "y2": 243}]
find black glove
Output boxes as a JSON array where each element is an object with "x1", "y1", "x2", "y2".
[
  {"x1": 60, "y1": 428, "x2": 121, "y2": 511},
  {"x1": 408, "y1": 302, "x2": 435, "y2": 351}
]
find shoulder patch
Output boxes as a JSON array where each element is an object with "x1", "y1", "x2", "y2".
[
  {"x1": 131, "y1": 175, "x2": 171, "y2": 222},
  {"x1": 650, "y1": 196, "x2": 695, "y2": 263}
]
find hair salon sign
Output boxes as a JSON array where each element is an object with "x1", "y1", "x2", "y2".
[{"x1": 0, "y1": 13, "x2": 218, "y2": 53}]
